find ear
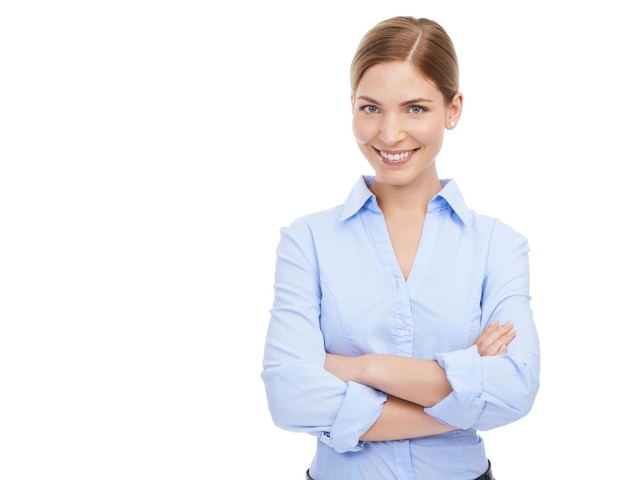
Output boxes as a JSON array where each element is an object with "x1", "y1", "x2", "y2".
[{"x1": 446, "y1": 92, "x2": 463, "y2": 129}]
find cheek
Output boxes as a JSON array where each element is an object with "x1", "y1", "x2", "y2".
[
  {"x1": 352, "y1": 116, "x2": 375, "y2": 145},
  {"x1": 413, "y1": 123, "x2": 444, "y2": 146}
]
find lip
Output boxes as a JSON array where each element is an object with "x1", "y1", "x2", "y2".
[{"x1": 374, "y1": 147, "x2": 418, "y2": 167}]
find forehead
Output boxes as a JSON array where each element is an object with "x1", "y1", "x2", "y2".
[{"x1": 356, "y1": 61, "x2": 442, "y2": 102}]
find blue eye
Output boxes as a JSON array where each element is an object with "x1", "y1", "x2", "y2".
[
  {"x1": 409, "y1": 105, "x2": 424, "y2": 114},
  {"x1": 361, "y1": 105, "x2": 379, "y2": 113}
]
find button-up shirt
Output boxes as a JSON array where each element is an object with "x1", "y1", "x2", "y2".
[{"x1": 261, "y1": 176, "x2": 540, "y2": 480}]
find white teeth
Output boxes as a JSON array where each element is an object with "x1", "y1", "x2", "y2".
[{"x1": 380, "y1": 150, "x2": 413, "y2": 161}]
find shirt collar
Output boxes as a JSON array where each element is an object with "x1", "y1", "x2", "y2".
[
  {"x1": 340, "y1": 176, "x2": 471, "y2": 225},
  {"x1": 432, "y1": 178, "x2": 471, "y2": 225},
  {"x1": 340, "y1": 176, "x2": 376, "y2": 221}
]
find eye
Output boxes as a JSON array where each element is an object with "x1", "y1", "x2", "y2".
[
  {"x1": 409, "y1": 105, "x2": 424, "y2": 114},
  {"x1": 360, "y1": 105, "x2": 379, "y2": 113}
]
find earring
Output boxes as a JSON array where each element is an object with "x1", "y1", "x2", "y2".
[{"x1": 449, "y1": 121, "x2": 456, "y2": 128}]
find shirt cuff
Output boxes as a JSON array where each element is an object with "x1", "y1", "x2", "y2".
[
  {"x1": 424, "y1": 345, "x2": 485, "y2": 429},
  {"x1": 319, "y1": 381, "x2": 387, "y2": 453}
]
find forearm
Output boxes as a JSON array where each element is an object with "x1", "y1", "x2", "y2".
[
  {"x1": 360, "y1": 396, "x2": 457, "y2": 441},
  {"x1": 325, "y1": 321, "x2": 516, "y2": 408},
  {"x1": 328, "y1": 353, "x2": 452, "y2": 407}
]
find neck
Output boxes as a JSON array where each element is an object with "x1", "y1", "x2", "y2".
[{"x1": 371, "y1": 175, "x2": 441, "y2": 217}]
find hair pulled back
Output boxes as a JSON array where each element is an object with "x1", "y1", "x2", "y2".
[{"x1": 350, "y1": 16, "x2": 459, "y2": 103}]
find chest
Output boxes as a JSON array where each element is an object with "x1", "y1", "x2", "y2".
[
  {"x1": 385, "y1": 215, "x2": 424, "y2": 281},
  {"x1": 318, "y1": 232, "x2": 485, "y2": 357}
]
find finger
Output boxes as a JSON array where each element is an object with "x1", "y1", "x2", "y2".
[
  {"x1": 486, "y1": 320, "x2": 499, "y2": 330},
  {"x1": 486, "y1": 321, "x2": 514, "y2": 344},
  {"x1": 475, "y1": 320, "x2": 507, "y2": 347},
  {"x1": 475, "y1": 321, "x2": 516, "y2": 356},
  {"x1": 488, "y1": 328, "x2": 516, "y2": 356}
]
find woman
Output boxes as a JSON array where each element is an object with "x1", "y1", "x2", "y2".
[{"x1": 261, "y1": 16, "x2": 540, "y2": 480}]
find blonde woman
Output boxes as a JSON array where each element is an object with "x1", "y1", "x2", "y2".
[{"x1": 262, "y1": 16, "x2": 540, "y2": 480}]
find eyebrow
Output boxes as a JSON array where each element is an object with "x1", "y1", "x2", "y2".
[{"x1": 356, "y1": 96, "x2": 433, "y2": 106}]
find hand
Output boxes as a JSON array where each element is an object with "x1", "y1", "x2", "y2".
[{"x1": 474, "y1": 320, "x2": 515, "y2": 356}]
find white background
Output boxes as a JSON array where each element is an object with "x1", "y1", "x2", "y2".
[{"x1": 1, "y1": 0, "x2": 624, "y2": 478}]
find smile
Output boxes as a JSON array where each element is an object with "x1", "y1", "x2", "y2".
[{"x1": 375, "y1": 148, "x2": 418, "y2": 163}]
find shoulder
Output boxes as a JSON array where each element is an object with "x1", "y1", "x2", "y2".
[
  {"x1": 468, "y1": 211, "x2": 531, "y2": 267},
  {"x1": 279, "y1": 204, "x2": 344, "y2": 239},
  {"x1": 468, "y1": 209, "x2": 527, "y2": 241},
  {"x1": 440, "y1": 179, "x2": 528, "y2": 246}
]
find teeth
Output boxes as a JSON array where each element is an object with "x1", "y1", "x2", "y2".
[{"x1": 380, "y1": 150, "x2": 413, "y2": 161}]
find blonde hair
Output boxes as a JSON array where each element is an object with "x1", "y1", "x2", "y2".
[{"x1": 350, "y1": 16, "x2": 459, "y2": 103}]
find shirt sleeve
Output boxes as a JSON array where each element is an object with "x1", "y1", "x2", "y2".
[
  {"x1": 425, "y1": 219, "x2": 541, "y2": 430},
  {"x1": 261, "y1": 218, "x2": 387, "y2": 452}
]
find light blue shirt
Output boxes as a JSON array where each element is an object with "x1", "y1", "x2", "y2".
[{"x1": 261, "y1": 176, "x2": 540, "y2": 480}]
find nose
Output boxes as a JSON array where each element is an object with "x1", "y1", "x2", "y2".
[{"x1": 379, "y1": 114, "x2": 406, "y2": 146}]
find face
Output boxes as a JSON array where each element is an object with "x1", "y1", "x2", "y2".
[{"x1": 351, "y1": 61, "x2": 462, "y2": 189}]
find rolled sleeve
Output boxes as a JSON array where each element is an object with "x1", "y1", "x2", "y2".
[
  {"x1": 425, "y1": 336, "x2": 539, "y2": 430},
  {"x1": 319, "y1": 382, "x2": 387, "y2": 453},
  {"x1": 424, "y1": 346, "x2": 485, "y2": 429}
]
